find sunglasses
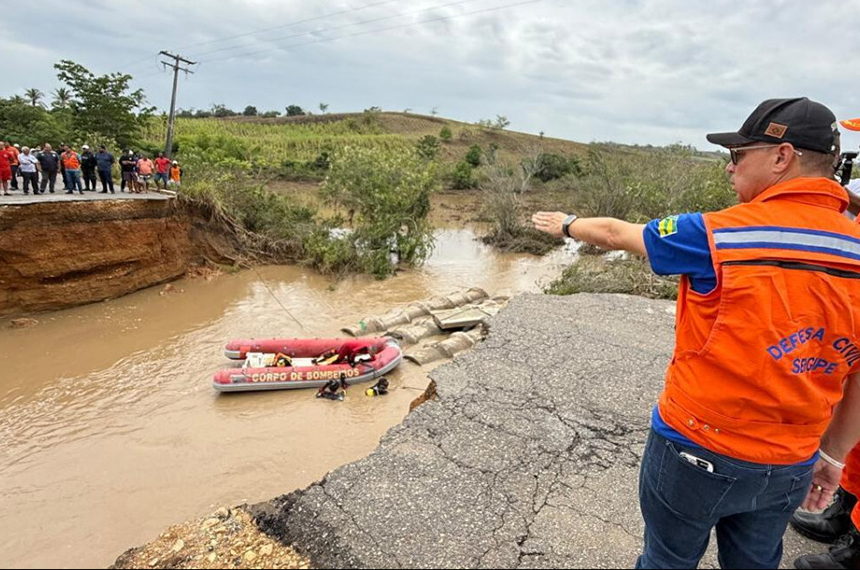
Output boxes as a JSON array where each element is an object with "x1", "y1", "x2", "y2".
[{"x1": 729, "y1": 144, "x2": 803, "y2": 165}]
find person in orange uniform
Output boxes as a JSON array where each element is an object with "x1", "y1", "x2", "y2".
[
  {"x1": 61, "y1": 146, "x2": 83, "y2": 194},
  {"x1": 792, "y1": 443, "x2": 860, "y2": 568},
  {"x1": 168, "y1": 161, "x2": 182, "y2": 189},
  {"x1": 533, "y1": 98, "x2": 860, "y2": 569}
]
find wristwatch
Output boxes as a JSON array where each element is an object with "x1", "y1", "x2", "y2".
[{"x1": 561, "y1": 214, "x2": 578, "y2": 238}]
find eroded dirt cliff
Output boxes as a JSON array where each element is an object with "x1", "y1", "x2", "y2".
[{"x1": 0, "y1": 199, "x2": 237, "y2": 317}]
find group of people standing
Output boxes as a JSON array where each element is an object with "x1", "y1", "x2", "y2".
[{"x1": 0, "y1": 142, "x2": 183, "y2": 196}]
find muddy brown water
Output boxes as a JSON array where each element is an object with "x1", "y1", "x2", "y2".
[{"x1": 0, "y1": 197, "x2": 577, "y2": 569}]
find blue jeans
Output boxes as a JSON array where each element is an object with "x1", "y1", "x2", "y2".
[
  {"x1": 65, "y1": 170, "x2": 82, "y2": 192},
  {"x1": 636, "y1": 430, "x2": 813, "y2": 569}
]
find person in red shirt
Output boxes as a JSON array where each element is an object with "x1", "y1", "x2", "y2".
[
  {"x1": 5, "y1": 142, "x2": 19, "y2": 190},
  {"x1": 153, "y1": 152, "x2": 172, "y2": 190},
  {"x1": 0, "y1": 142, "x2": 13, "y2": 195}
]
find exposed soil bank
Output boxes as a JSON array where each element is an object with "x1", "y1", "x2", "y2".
[{"x1": 0, "y1": 199, "x2": 239, "y2": 317}]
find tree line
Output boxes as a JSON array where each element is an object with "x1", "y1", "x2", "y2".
[
  {"x1": 0, "y1": 59, "x2": 332, "y2": 150},
  {"x1": 176, "y1": 103, "x2": 331, "y2": 119},
  {"x1": 0, "y1": 60, "x2": 152, "y2": 151}
]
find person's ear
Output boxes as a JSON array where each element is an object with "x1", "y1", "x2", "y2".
[{"x1": 772, "y1": 144, "x2": 795, "y2": 173}]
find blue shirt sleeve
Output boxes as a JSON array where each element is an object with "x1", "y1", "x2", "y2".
[{"x1": 643, "y1": 213, "x2": 716, "y2": 294}]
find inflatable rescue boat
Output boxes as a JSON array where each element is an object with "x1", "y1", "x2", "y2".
[{"x1": 213, "y1": 337, "x2": 402, "y2": 393}]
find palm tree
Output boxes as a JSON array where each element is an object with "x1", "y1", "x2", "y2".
[
  {"x1": 52, "y1": 87, "x2": 72, "y2": 109},
  {"x1": 24, "y1": 88, "x2": 44, "y2": 107},
  {"x1": 9, "y1": 95, "x2": 27, "y2": 105}
]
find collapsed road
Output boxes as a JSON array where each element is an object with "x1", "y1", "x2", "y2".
[{"x1": 247, "y1": 293, "x2": 824, "y2": 569}]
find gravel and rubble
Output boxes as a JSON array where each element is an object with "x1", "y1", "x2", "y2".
[{"x1": 110, "y1": 506, "x2": 310, "y2": 569}]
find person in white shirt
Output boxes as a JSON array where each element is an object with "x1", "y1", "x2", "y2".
[{"x1": 17, "y1": 147, "x2": 40, "y2": 195}]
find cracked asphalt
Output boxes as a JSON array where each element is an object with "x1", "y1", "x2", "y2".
[{"x1": 252, "y1": 294, "x2": 828, "y2": 569}]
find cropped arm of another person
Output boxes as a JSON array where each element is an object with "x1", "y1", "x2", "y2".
[
  {"x1": 846, "y1": 179, "x2": 860, "y2": 217},
  {"x1": 803, "y1": 370, "x2": 860, "y2": 511}
]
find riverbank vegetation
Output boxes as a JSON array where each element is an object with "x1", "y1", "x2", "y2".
[
  {"x1": 545, "y1": 255, "x2": 680, "y2": 300},
  {"x1": 177, "y1": 144, "x2": 438, "y2": 278}
]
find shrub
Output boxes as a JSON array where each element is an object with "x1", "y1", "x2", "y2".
[
  {"x1": 416, "y1": 135, "x2": 440, "y2": 161},
  {"x1": 319, "y1": 146, "x2": 439, "y2": 278},
  {"x1": 536, "y1": 153, "x2": 581, "y2": 182},
  {"x1": 465, "y1": 144, "x2": 482, "y2": 167},
  {"x1": 310, "y1": 150, "x2": 332, "y2": 171},
  {"x1": 568, "y1": 145, "x2": 734, "y2": 222},
  {"x1": 439, "y1": 125, "x2": 452, "y2": 141},
  {"x1": 452, "y1": 161, "x2": 474, "y2": 189},
  {"x1": 479, "y1": 155, "x2": 561, "y2": 254}
]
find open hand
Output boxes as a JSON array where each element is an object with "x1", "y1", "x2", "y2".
[{"x1": 532, "y1": 211, "x2": 568, "y2": 238}]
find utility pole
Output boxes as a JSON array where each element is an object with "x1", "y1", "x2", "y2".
[{"x1": 159, "y1": 51, "x2": 196, "y2": 158}]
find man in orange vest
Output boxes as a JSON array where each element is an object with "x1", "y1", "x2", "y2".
[
  {"x1": 533, "y1": 98, "x2": 860, "y2": 569},
  {"x1": 791, "y1": 443, "x2": 860, "y2": 568},
  {"x1": 61, "y1": 146, "x2": 83, "y2": 195}
]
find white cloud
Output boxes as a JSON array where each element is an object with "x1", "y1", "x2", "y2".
[{"x1": 2, "y1": 0, "x2": 860, "y2": 150}]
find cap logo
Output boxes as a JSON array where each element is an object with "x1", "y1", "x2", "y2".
[{"x1": 765, "y1": 122, "x2": 788, "y2": 138}]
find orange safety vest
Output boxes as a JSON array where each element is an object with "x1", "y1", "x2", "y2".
[
  {"x1": 658, "y1": 177, "x2": 860, "y2": 464},
  {"x1": 62, "y1": 151, "x2": 80, "y2": 170},
  {"x1": 843, "y1": 444, "x2": 860, "y2": 529}
]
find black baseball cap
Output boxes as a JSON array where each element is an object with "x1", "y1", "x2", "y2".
[{"x1": 707, "y1": 97, "x2": 839, "y2": 154}]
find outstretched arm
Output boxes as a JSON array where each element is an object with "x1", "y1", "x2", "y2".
[{"x1": 532, "y1": 211, "x2": 647, "y2": 257}]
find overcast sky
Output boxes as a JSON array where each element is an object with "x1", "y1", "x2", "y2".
[{"x1": 2, "y1": 0, "x2": 860, "y2": 151}]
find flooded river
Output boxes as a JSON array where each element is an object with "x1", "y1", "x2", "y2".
[{"x1": 0, "y1": 197, "x2": 576, "y2": 568}]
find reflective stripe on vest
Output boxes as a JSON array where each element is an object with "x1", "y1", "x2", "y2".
[
  {"x1": 713, "y1": 226, "x2": 860, "y2": 262},
  {"x1": 658, "y1": 177, "x2": 860, "y2": 464},
  {"x1": 62, "y1": 153, "x2": 80, "y2": 170}
]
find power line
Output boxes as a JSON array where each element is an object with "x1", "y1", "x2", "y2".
[
  {"x1": 201, "y1": 0, "x2": 551, "y2": 65},
  {"x1": 117, "y1": 2, "x2": 400, "y2": 73},
  {"x1": 175, "y1": 0, "x2": 404, "y2": 52},
  {"x1": 133, "y1": 68, "x2": 168, "y2": 81},
  {"x1": 120, "y1": 2, "x2": 405, "y2": 74},
  {"x1": 187, "y1": 0, "x2": 481, "y2": 60},
  {"x1": 117, "y1": 53, "x2": 162, "y2": 71}
]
